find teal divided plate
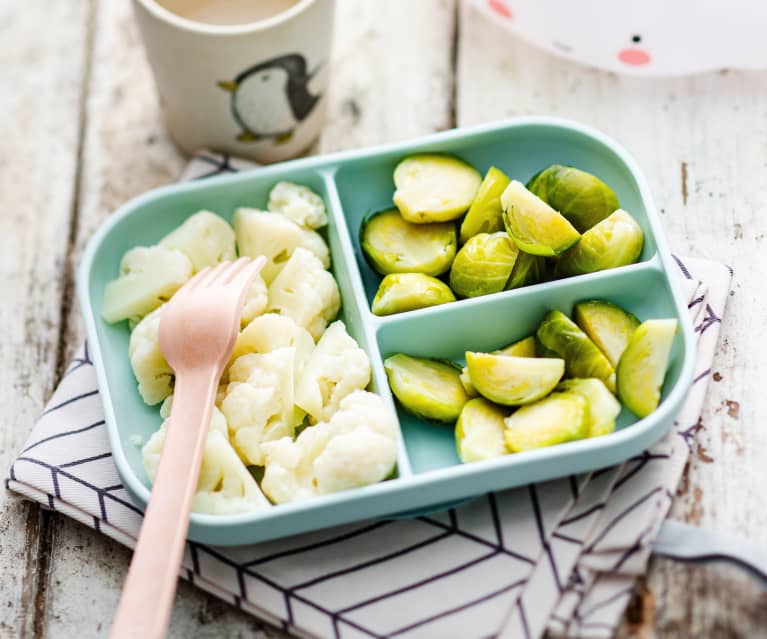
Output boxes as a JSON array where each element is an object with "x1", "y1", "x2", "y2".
[{"x1": 78, "y1": 117, "x2": 696, "y2": 546}]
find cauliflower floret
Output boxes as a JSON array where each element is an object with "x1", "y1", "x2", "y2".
[
  {"x1": 261, "y1": 390, "x2": 398, "y2": 504},
  {"x1": 142, "y1": 406, "x2": 270, "y2": 515},
  {"x1": 239, "y1": 274, "x2": 268, "y2": 328},
  {"x1": 233, "y1": 208, "x2": 330, "y2": 283},
  {"x1": 129, "y1": 305, "x2": 173, "y2": 405},
  {"x1": 230, "y1": 313, "x2": 314, "y2": 367},
  {"x1": 221, "y1": 348, "x2": 301, "y2": 465},
  {"x1": 158, "y1": 211, "x2": 236, "y2": 273},
  {"x1": 299, "y1": 229, "x2": 333, "y2": 267},
  {"x1": 267, "y1": 181, "x2": 329, "y2": 229},
  {"x1": 267, "y1": 248, "x2": 341, "y2": 340},
  {"x1": 295, "y1": 321, "x2": 371, "y2": 422},
  {"x1": 102, "y1": 245, "x2": 192, "y2": 324}
]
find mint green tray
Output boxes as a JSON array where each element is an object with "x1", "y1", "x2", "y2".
[{"x1": 78, "y1": 117, "x2": 695, "y2": 546}]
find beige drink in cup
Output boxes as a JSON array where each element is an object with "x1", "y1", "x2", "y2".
[{"x1": 133, "y1": 0, "x2": 335, "y2": 162}]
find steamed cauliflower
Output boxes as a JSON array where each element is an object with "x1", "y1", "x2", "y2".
[
  {"x1": 233, "y1": 208, "x2": 330, "y2": 283},
  {"x1": 230, "y1": 313, "x2": 315, "y2": 365},
  {"x1": 114, "y1": 182, "x2": 400, "y2": 514},
  {"x1": 142, "y1": 404, "x2": 270, "y2": 515},
  {"x1": 220, "y1": 348, "x2": 303, "y2": 466},
  {"x1": 267, "y1": 247, "x2": 341, "y2": 340},
  {"x1": 158, "y1": 210, "x2": 236, "y2": 272},
  {"x1": 128, "y1": 305, "x2": 173, "y2": 405},
  {"x1": 295, "y1": 321, "x2": 371, "y2": 422},
  {"x1": 240, "y1": 274, "x2": 269, "y2": 327},
  {"x1": 102, "y1": 245, "x2": 192, "y2": 324},
  {"x1": 261, "y1": 390, "x2": 398, "y2": 504},
  {"x1": 268, "y1": 181, "x2": 329, "y2": 229}
]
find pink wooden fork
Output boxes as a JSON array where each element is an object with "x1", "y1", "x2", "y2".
[{"x1": 110, "y1": 256, "x2": 266, "y2": 639}]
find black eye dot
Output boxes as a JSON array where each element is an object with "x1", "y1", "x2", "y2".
[
  {"x1": 632, "y1": 34, "x2": 642, "y2": 43},
  {"x1": 262, "y1": 74, "x2": 270, "y2": 82}
]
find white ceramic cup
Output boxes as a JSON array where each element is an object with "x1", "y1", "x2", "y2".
[{"x1": 133, "y1": 0, "x2": 335, "y2": 162}]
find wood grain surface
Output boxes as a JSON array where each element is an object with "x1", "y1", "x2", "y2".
[{"x1": 1, "y1": 0, "x2": 764, "y2": 637}]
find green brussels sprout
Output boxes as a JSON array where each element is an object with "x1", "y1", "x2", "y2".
[
  {"x1": 360, "y1": 208, "x2": 457, "y2": 276},
  {"x1": 501, "y1": 181, "x2": 581, "y2": 257},
  {"x1": 526, "y1": 164, "x2": 620, "y2": 232},
  {"x1": 459, "y1": 367, "x2": 478, "y2": 397},
  {"x1": 460, "y1": 336, "x2": 537, "y2": 396},
  {"x1": 449, "y1": 232, "x2": 519, "y2": 298},
  {"x1": 504, "y1": 392, "x2": 590, "y2": 452},
  {"x1": 554, "y1": 210, "x2": 644, "y2": 278},
  {"x1": 573, "y1": 300, "x2": 641, "y2": 368},
  {"x1": 535, "y1": 337, "x2": 560, "y2": 359},
  {"x1": 393, "y1": 154, "x2": 482, "y2": 223},
  {"x1": 371, "y1": 273, "x2": 456, "y2": 316},
  {"x1": 459, "y1": 167, "x2": 511, "y2": 244},
  {"x1": 557, "y1": 378, "x2": 621, "y2": 437},
  {"x1": 384, "y1": 354, "x2": 470, "y2": 422},
  {"x1": 495, "y1": 335, "x2": 537, "y2": 357},
  {"x1": 617, "y1": 319, "x2": 678, "y2": 418},
  {"x1": 465, "y1": 352, "x2": 565, "y2": 406},
  {"x1": 536, "y1": 310, "x2": 616, "y2": 392},
  {"x1": 455, "y1": 398, "x2": 509, "y2": 463},
  {"x1": 505, "y1": 250, "x2": 547, "y2": 290}
]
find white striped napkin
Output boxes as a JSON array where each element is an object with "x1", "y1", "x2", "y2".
[{"x1": 6, "y1": 153, "x2": 732, "y2": 639}]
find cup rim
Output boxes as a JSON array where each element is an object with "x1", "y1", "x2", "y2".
[{"x1": 134, "y1": 0, "x2": 318, "y2": 35}]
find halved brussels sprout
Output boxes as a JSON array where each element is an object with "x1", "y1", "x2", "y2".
[
  {"x1": 504, "y1": 392, "x2": 589, "y2": 452},
  {"x1": 465, "y1": 352, "x2": 565, "y2": 406},
  {"x1": 554, "y1": 210, "x2": 644, "y2": 278},
  {"x1": 372, "y1": 273, "x2": 455, "y2": 316},
  {"x1": 527, "y1": 165, "x2": 620, "y2": 233},
  {"x1": 573, "y1": 300, "x2": 640, "y2": 368},
  {"x1": 384, "y1": 354, "x2": 469, "y2": 422},
  {"x1": 158, "y1": 211, "x2": 236, "y2": 273},
  {"x1": 557, "y1": 378, "x2": 621, "y2": 437},
  {"x1": 536, "y1": 310, "x2": 616, "y2": 392},
  {"x1": 461, "y1": 336, "x2": 536, "y2": 395},
  {"x1": 393, "y1": 154, "x2": 482, "y2": 223},
  {"x1": 495, "y1": 335, "x2": 537, "y2": 357},
  {"x1": 505, "y1": 251, "x2": 547, "y2": 290},
  {"x1": 617, "y1": 319, "x2": 678, "y2": 418},
  {"x1": 459, "y1": 368, "x2": 478, "y2": 397},
  {"x1": 360, "y1": 208, "x2": 457, "y2": 276},
  {"x1": 459, "y1": 167, "x2": 511, "y2": 244},
  {"x1": 102, "y1": 246, "x2": 193, "y2": 324},
  {"x1": 449, "y1": 232, "x2": 519, "y2": 298},
  {"x1": 455, "y1": 398, "x2": 509, "y2": 462},
  {"x1": 501, "y1": 181, "x2": 581, "y2": 256}
]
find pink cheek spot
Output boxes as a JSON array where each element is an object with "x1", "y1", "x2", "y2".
[
  {"x1": 618, "y1": 48, "x2": 651, "y2": 66},
  {"x1": 488, "y1": 0, "x2": 513, "y2": 19}
]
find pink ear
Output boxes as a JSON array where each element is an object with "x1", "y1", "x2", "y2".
[
  {"x1": 618, "y1": 48, "x2": 651, "y2": 65},
  {"x1": 488, "y1": 0, "x2": 513, "y2": 19}
]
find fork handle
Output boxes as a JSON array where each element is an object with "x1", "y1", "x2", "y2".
[{"x1": 110, "y1": 367, "x2": 219, "y2": 639}]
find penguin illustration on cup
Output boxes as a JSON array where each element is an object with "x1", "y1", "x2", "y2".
[{"x1": 217, "y1": 54, "x2": 322, "y2": 144}]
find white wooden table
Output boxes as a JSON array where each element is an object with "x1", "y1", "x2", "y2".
[{"x1": 2, "y1": 1, "x2": 766, "y2": 636}]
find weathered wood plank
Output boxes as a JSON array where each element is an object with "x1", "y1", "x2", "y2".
[
  {"x1": 0, "y1": 1, "x2": 91, "y2": 636},
  {"x1": 40, "y1": 1, "x2": 457, "y2": 637},
  {"x1": 456, "y1": 2, "x2": 767, "y2": 636},
  {"x1": 318, "y1": 0, "x2": 457, "y2": 152}
]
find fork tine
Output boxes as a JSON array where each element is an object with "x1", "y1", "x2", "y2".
[
  {"x1": 194, "y1": 263, "x2": 226, "y2": 288},
  {"x1": 207, "y1": 257, "x2": 249, "y2": 287},
  {"x1": 169, "y1": 267, "x2": 212, "y2": 306},
  {"x1": 228, "y1": 256, "x2": 267, "y2": 291},
  {"x1": 191, "y1": 266, "x2": 213, "y2": 288}
]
